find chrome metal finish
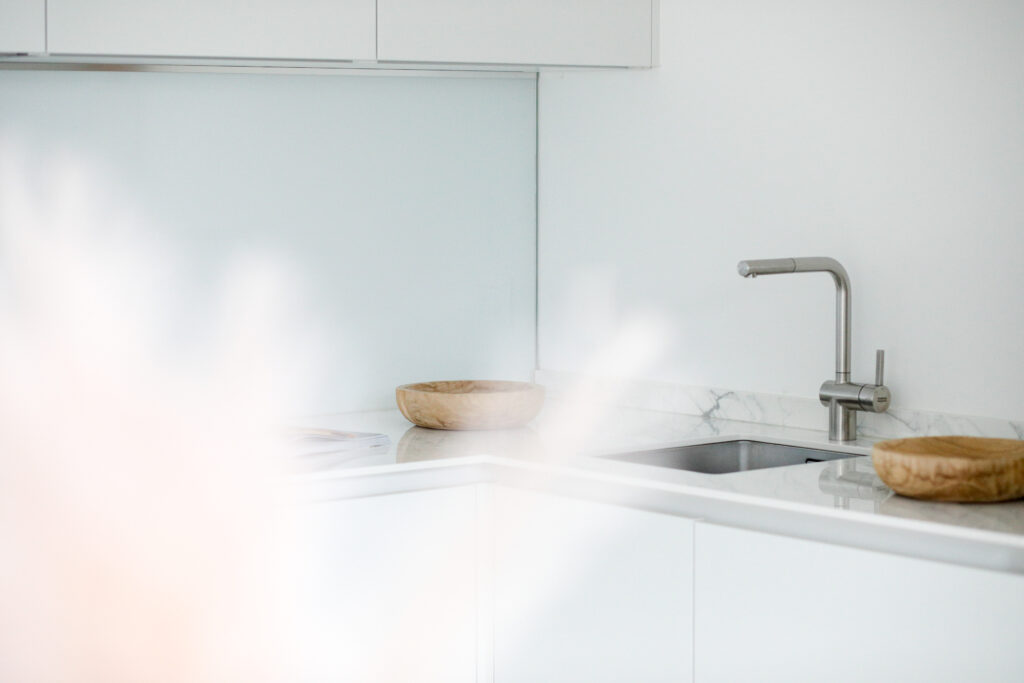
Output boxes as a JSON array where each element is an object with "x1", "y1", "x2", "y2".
[
  {"x1": 818, "y1": 459, "x2": 890, "y2": 510},
  {"x1": 737, "y1": 257, "x2": 891, "y2": 441},
  {"x1": 818, "y1": 379, "x2": 890, "y2": 413},
  {"x1": 736, "y1": 258, "x2": 798, "y2": 277},
  {"x1": 601, "y1": 439, "x2": 857, "y2": 475},
  {"x1": 737, "y1": 257, "x2": 851, "y2": 381},
  {"x1": 861, "y1": 381, "x2": 891, "y2": 413}
]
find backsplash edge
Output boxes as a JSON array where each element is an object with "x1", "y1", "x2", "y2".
[{"x1": 534, "y1": 370, "x2": 1024, "y2": 441}]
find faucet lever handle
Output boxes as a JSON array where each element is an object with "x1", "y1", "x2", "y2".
[{"x1": 875, "y1": 349, "x2": 885, "y2": 386}]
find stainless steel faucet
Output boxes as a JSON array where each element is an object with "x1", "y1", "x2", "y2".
[{"x1": 736, "y1": 257, "x2": 891, "y2": 441}]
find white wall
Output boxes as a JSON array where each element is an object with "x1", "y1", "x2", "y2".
[
  {"x1": 538, "y1": 0, "x2": 1024, "y2": 421},
  {"x1": 0, "y1": 70, "x2": 537, "y2": 414}
]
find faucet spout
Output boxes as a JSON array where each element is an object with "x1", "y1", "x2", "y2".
[{"x1": 737, "y1": 257, "x2": 850, "y2": 382}]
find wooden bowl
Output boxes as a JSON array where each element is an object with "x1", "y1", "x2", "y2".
[
  {"x1": 872, "y1": 436, "x2": 1024, "y2": 502},
  {"x1": 396, "y1": 380, "x2": 545, "y2": 430}
]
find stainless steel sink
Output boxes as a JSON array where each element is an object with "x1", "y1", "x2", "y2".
[{"x1": 601, "y1": 439, "x2": 857, "y2": 475}]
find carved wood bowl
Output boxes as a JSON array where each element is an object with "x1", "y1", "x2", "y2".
[
  {"x1": 396, "y1": 380, "x2": 545, "y2": 430},
  {"x1": 872, "y1": 436, "x2": 1024, "y2": 502}
]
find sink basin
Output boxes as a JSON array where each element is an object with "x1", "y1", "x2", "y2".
[{"x1": 601, "y1": 439, "x2": 857, "y2": 475}]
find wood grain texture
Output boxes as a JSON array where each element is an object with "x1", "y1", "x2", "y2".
[
  {"x1": 873, "y1": 436, "x2": 1024, "y2": 502},
  {"x1": 396, "y1": 380, "x2": 544, "y2": 430}
]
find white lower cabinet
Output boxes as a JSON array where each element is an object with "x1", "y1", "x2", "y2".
[
  {"x1": 694, "y1": 523, "x2": 1024, "y2": 682},
  {"x1": 281, "y1": 485, "x2": 478, "y2": 683},
  {"x1": 283, "y1": 483, "x2": 1024, "y2": 682},
  {"x1": 491, "y1": 486, "x2": 694, "y2": 683}
]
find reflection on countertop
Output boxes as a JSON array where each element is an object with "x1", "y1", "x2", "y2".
[
  {"x1": 397, "y1": 425, "x2": 544, "y2": 463},
  {"x1": 819, "y1": 459, "x2": 892, "y2": 510}
]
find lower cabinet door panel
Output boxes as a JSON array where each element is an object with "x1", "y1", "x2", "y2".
[
  {"x1": 694, "y1": 522, "x2": 1024, "y2": 682},
  {"x1": 281, "y1": 485, "x2": 478, "y2": 683},
  {"x1": 493, "y1": 486, "x2": 694, "y2": 683}
]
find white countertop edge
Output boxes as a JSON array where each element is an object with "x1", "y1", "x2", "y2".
[{"x1": 285, "y1": 453, "x2": 1024, "y2": 575}]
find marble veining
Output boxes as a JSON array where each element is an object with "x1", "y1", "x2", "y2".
[
  {"x1": 535, "y1": 369, "x2": 1024, "y2": 441},
  {"x1": 288, "y1": 401, "x2": 1024, "y2": 542}
]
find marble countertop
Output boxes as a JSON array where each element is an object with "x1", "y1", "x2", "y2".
[{"x1": 286, "y1": 401, "x2": 1024, "y2": 571}]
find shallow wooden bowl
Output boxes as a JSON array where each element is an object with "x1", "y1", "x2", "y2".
[
  {"x1": 872, "y1": 436, "x2": 1024, "y2": 502},
  {"x1": 396, "y1": 380, "x2": 545, "y2": 430}
]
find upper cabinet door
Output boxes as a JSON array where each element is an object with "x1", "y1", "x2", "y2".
[
  {"x1": 0, "y1": 0, "x2": 45, "y2": 53},
  {"x1": 378, "y1": 0, "x2": 657, "y2": 67},
  {"x1": 47, "y1": 0, "x2": 376, "y2": 61}
]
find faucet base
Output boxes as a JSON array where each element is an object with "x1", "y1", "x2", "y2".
[{"x1": 827, "y1": 400, "x2": 858, "y2": 442}]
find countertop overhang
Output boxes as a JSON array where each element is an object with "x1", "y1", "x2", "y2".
[{"x1": 285, "y1": 405, "x2": 1024, "y2": 575}]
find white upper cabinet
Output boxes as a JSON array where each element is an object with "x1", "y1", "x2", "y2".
[
  {"x1": 46, "y1": 0, "x2": 376, "y2": 60},
  {"x1": 12, "y1": 1, "x2": 658, "y2": 67},
  {"x1": 378, "y1": 0, "x2": 658, "y2": 67},
  {"x1": 0, "y1": 0, "x2": 44, "y2": 53}
]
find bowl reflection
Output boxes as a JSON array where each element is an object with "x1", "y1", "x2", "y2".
[{"x1": 397, "y1": 425, "x2": 545, "y2": 463}]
